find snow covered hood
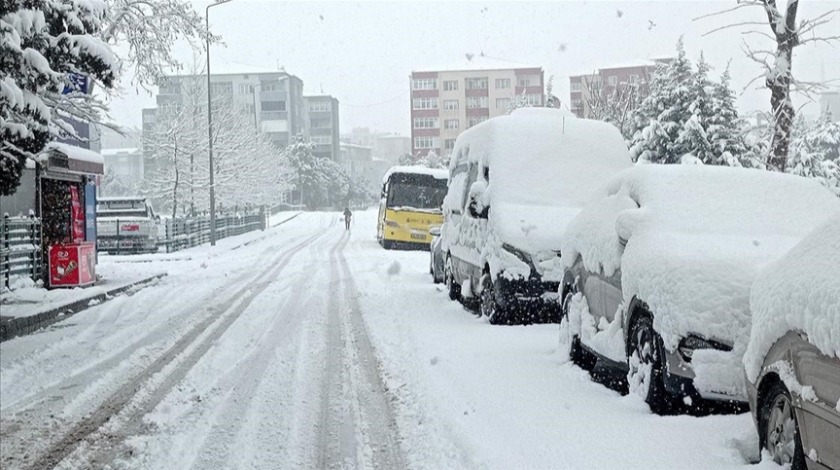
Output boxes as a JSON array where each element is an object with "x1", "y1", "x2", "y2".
[
  {"x1": 743, "y1": 215, "x2": 840, "y2": 382},
  {"x1": 452, "y1": 109, "x2": 632, "y2": 252},
  {"x1": 563, "y1": 164, "x2": 840, "y2": 349}
]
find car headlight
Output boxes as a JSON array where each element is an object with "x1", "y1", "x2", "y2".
[
  {"x1": 678, "y1": 334, "x2": 731, "y2": 362},
  {"x1": 385, "y1": 220, "x2": 400, "y2": 228},
  {"x1": 502, "y1": 243, "x2": 533, "y2": 266}
]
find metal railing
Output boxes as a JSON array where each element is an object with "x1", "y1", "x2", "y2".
[
  {"x1": 1, "y1": 214, "x2": 42, "y2": 289},
  {"x1": 164, "y1": 207, "x2": 267, "y2": 253}
]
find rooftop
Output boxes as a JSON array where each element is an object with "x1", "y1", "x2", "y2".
[{"x1": 412, "y1": 55, "x2": 541, "y2": 74}]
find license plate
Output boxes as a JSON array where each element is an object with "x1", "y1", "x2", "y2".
[{"x1": 410, "y1": 233, "x2": 426, "y2": 240}]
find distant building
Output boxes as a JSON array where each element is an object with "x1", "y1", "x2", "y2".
[
  {"x1": 409, "y1": 66, "x2": 545, "y2": 158},
  {"x1": 96, "y1": 126, "x2": 141, "y2": 150},
  {"x1": 819, "y1": 92, "x2": 840, "y2": 120},
  {"x1": 339, "y1": 142, "x2": 373, "y2": 181},
  {"x1": 304, "y1": 95, "x2": 340, "y2": 160},
  {"x1": 341, "y1": 128, "x2": 411, "y2": 163},
  {"x1": 102, "y1": 148, "x2": 144, "y2": 190},
  {"x1": 569, "y1": 60, "x2": 671, "y2": 118}
]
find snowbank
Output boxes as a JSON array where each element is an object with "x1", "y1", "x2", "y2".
[
  {"x1": 449, "y1": 109, "x2": 631, "y2": 253},
  {"x1": 563, "y1": 165, "x2": 840, "y2": 352},
  {"x1": 743, "y1": 215, "x2": 840, "y2": 382}
]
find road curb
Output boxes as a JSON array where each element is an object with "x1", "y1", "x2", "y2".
[{"x1": 0, "y1": 273, "x2": 168, "y2": 343}]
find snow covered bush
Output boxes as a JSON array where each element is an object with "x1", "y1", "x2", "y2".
[{"x1": 1, "y1": 0, "x2": 118, "y2": 195}]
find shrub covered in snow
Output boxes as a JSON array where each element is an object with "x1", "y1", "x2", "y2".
[{"x1": 743, "y1": 215, "x2": 840, "y2": 383}]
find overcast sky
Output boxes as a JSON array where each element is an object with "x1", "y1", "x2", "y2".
[{"x1": 107, "y1": 0, "x2": 840, "y2": 136}]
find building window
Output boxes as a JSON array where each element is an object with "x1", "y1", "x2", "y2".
[
  {"x1": 262, "y1": 100, "x2": 286, "y2": 111},
  {"x1": 309, "y1": 101, "x2": 332, "y2": 112},
  {"x1": 570, "y1": 82, "x2": 583, "y2": 92},
  {"x1": 465, "y1": 77, "x2": 488, "y2": 90},
  {"x1": 467, "y1": 96, "x2": 488, "y2": 109},
  {"x1": 443, "y1": 99, "x2": 459, "y2": 110},
  {"x1": 444, "y1": 119, "x2": 459, "y2": 130},
  {"x1": 412, "y1": 78, "x2": 438, "y2": 90},
  {"x1": 608, "y1": 76, "x2": 618, "y2": 86},
  {"x1": 495, "y1": 98, "x2": 511, "y2": 110},
  {"x1": 571, "y1": 99, "x2": 582, "y2": 109},
  {"x1": 495, "y1": 78, "x2": 511, "y2": 89},
  {"x1": 413, "y1": 117, "x2": 439, "y2": 129},
  {"x1": 311, "y1": 135, "x2": 332, "y2": 145},
  {"x1": 443, "y1": 80, "x2": 459, "y2": 91},
  {"x1": 468, "y1": 116, "x2": 488, "y2": 128},
  {"x1": 414, "y1": 136, "x2": 439, "y2": 149},
  {"x1": 517, "y1": 74, "x2": 540, "y2": 87},
  {"x1": 412, "y1": 97, "x2": 438, "y2": 109},
  {"x1": 445, "y1": 139, "x2": 456, "y2": 151},
  {"x1": 210, "y1": 82, "x2": 233, "y2": 96},
  {"x1": 629, "y1": 74, "x2": 639, "y2": 84},
  {"x1": 525, "y1": 94, "x2": 542, "y2": 106},
  {"x1": 238, "y1": 84, "x2": 251, "y2": 94},
  {"x1": 311, "y1": 118, "x2": 332, "y2": 129}
]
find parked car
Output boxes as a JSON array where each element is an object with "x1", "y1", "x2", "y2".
[
  {"x1": 441, "y1": 108, "x2": 632, "y2": 324},
  {"x1": 429, "y1": 225, "x2": 445, "y2": 283},
  {"x1": 559, "y1": 164, "x2": 840, "y2": 414},
  {"x1": 744, "y1": 215, "x2": 840, "y2": 470},
  {"x1": 96, "y1": 196, "x2": 161, "y2": 254}
]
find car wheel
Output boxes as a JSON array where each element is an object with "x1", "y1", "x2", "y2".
[
  {"x1": 481, "y1": 273, "x2": 507, "y2": 324},
  {"x1": 382, "y1": 240, "x2": 394, "y2": 250},
  {"x1": 627, "y1": 314, "x2": 675, "y2": 415},
  {"x1": 760, "y1": 381, "x2": 807, "y2": 469},
  {"x1": 445, "y1": 256, "x2": 460, "y2": 301},
  {"x1": 559, "y1": 290, "x2": 596, "y2": 371}
]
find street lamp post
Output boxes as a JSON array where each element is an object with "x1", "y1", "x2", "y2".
[{"x1": 205, "y1": 0, "x2": 233, "y2": 246}]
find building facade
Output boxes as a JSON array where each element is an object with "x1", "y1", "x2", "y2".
[
  {"x1": 341, "y1": 128, "x2": 411, "y2": 163},
  {"x1": 303, "y1": 95, "x2": 340, "y2": 160},
  {"x1": 569, "y1": 61, "x2": 671, "y2": 119},
  {"x1": 409, "y1": 67, "x2": 545, "y2": 158}
]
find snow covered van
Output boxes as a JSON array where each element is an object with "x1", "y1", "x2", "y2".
[
  {"x1": 96, "y1": 196, "x2": 160, "y2": 254},
  {"x1": 441, "y1": 108, "x2": 632, "y2": 324}
]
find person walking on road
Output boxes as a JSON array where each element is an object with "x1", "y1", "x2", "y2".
[{"x1": 343, "y1": 207, "x2": 352, "y2": 230}]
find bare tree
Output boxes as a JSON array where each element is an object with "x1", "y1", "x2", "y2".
[
  {"x1": 698, "y1": 1, "x2": 840, "y2": 171},
  {"x1": 580, "y1": 72, "x2": 648, "y2": 140}
]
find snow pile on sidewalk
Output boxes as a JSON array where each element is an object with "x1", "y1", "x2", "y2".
[
  {"x1": 744, "y1": 215, "x2": 840, "y2": 382},
  {"x1": 562, "y1": 165, "x2": 840, "y2": 353}
]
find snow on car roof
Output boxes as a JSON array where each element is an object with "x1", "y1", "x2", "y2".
[
  {"x1": 562, "y1": 164, "x2": 840, "y2": 352},
  {"x1": 743, "y1": 215, "x2": 840, "y2": 383},
  {"x1": 450, "y1": 108, "x2": 631, "y2": 210},
  {"x1": 382, "y1": 166, "x2": 449, "y2": 183}
]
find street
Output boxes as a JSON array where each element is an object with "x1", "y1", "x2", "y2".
[{"x1": 0, "y1": 211, "x2": 784, "y2": 469}]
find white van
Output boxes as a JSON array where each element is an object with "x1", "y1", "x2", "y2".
[{"x1": 441, "y1": 108, "x2": 632, "y2": 324}]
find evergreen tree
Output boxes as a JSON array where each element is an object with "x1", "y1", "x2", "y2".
[
  {"x1": 676, "y1": 53, "x2": 714, "y2": 163},
  {"x1": 788, "y1": 110, "x2": 840, "y2": 196},
  {"x1": 1, "y1": 0, "x2": 118, "y2": 195},
  {"x1": 707, "y1": 65, "x2": 749, "y2": 167}
]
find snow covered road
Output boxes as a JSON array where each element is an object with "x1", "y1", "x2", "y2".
[{"x1": 0, "y1": 210, "x2": 784, "y2": 469}]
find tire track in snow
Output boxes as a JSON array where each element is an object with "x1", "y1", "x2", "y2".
[
  {"x1": 317, "y1": 231, "x2": 406, "y2": 470},
  {"x1": 25, "y1": 219, "x2": 334, "y2": 470}
]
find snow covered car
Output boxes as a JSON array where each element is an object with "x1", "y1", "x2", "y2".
[
  {"x1": 744, "y1": 215, "x2": 840, "y2": 470},
  {"x1": 96, "y1": 197, "x2": 161, "y2": 254},
  {"x1": 559, "y1": 165, "x2": 840, "y2": 414},
  {"x1": 429, "y1": 225, "x2": 445, "y2": 283},
  {"x1": 442, "y1": 108, "x2": 632, "y2": 324}
]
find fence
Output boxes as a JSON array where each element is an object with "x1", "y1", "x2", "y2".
[
  {"x1": 1, "y1": 214, "x2": 42, "y2": 289},
  {"x1": 165, "y1": 207, "x2": 267, "y2": 253}
]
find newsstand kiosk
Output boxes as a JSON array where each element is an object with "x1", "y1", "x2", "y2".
[{"x1": 38, "y1": 142, "x2": 103, "y2": 289}]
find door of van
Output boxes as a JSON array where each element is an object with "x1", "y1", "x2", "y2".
[{"x1": 456, "y1": 161, "x2": 485, "y2": 287}]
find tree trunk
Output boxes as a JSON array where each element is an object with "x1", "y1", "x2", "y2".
[{"x1": 767, "y1": 44, "x2": 794, "y2": 172}]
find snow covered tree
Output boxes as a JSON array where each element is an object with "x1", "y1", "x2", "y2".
[
  {"x1": 1, "y1": 0, "x2": 118, "y2": 195},
  {"x1": 506, "y1": 88, "x2": 531, "y2": 114},
  {"x1": 788, "y1": 110, "x2": 840, "y2": 196},
  {"x1": 282, "y1": 132, "x2": 320, "y2": 209},
  {"x1": 582, "y1": 72, "x2": 647, "y2": 140},
  {"x1": 415, "y1": 148, "x2": 449, "y2": 169},
  {"x1": 707, "y1": 65, "x2": 750, "y2": 166},
  {"x1": 700, "y1": 1, "x2": 840, "y2": 171}
]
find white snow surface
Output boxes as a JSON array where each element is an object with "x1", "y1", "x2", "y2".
[
  {"x1": 448, "y1": 108, "x2": 632, "y2": 253},
  {"x1": 42, "y1": 141, "x2": 104, "y2": 165},
  {"x1": 743, "y1": 215, "x2": 840, "y2": 382},
  {"x1": 0, "y1": 210, "x2": 795, "y2": 469},
  {"x1": 382, "y1": 165, "x2": 449, "y2": 183},
  {"x1": 563, "y1": 165, "x2": 840, "y2": 353}
]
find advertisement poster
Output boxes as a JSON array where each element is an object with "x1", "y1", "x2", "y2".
[
  {"x1": 70, "y1": 185, "x2": 85, "y2": 243},
  {"x1": 49, "y1": 243, "x2": 96, "y2": 287}
]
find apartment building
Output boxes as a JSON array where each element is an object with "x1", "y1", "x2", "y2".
[
  {"x1": 303, "y1": 95, "x2": 340, "y2": 160},
  {"x1": 569, "y1": 60, "x2": 670, "y2": 118},
  {"x1": 409, "y1": 67, "x2": 545, "y2": 157},
  {"x1": 342, "y1": 128, "x2": 411, "y2": 163}
]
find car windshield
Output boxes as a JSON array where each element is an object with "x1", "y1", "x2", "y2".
[{"x1": 4, "y1": 2, "x2": 840, "y2": 470}]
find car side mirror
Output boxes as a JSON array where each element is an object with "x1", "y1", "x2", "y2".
[{"x1": 467, "y1": 181, "x2": 489, "y2": 219}]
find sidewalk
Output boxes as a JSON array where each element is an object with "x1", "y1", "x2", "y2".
[{"x1": 0, "y1": 272, "x2": 166, "y2": 342}]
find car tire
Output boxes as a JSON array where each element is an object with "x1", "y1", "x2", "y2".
[
  {"x1": 481, "y1": 273, "x2": 508, "y2": 325},
  {"x1": 627, "y1": 314, "x2": 676, "y2": 415},
  {"x1": 445, "y1": 256, "x2": 460, "y2": 301},
  {"x1": 759, "y1": 380, "x2": 807, "y2": 469},
  {"x1": 560, "y1": 290, "x2": 596, "y2": 371},
  {"x1": 382, "y1": 240, "x2": 394, "y2": 250}
]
